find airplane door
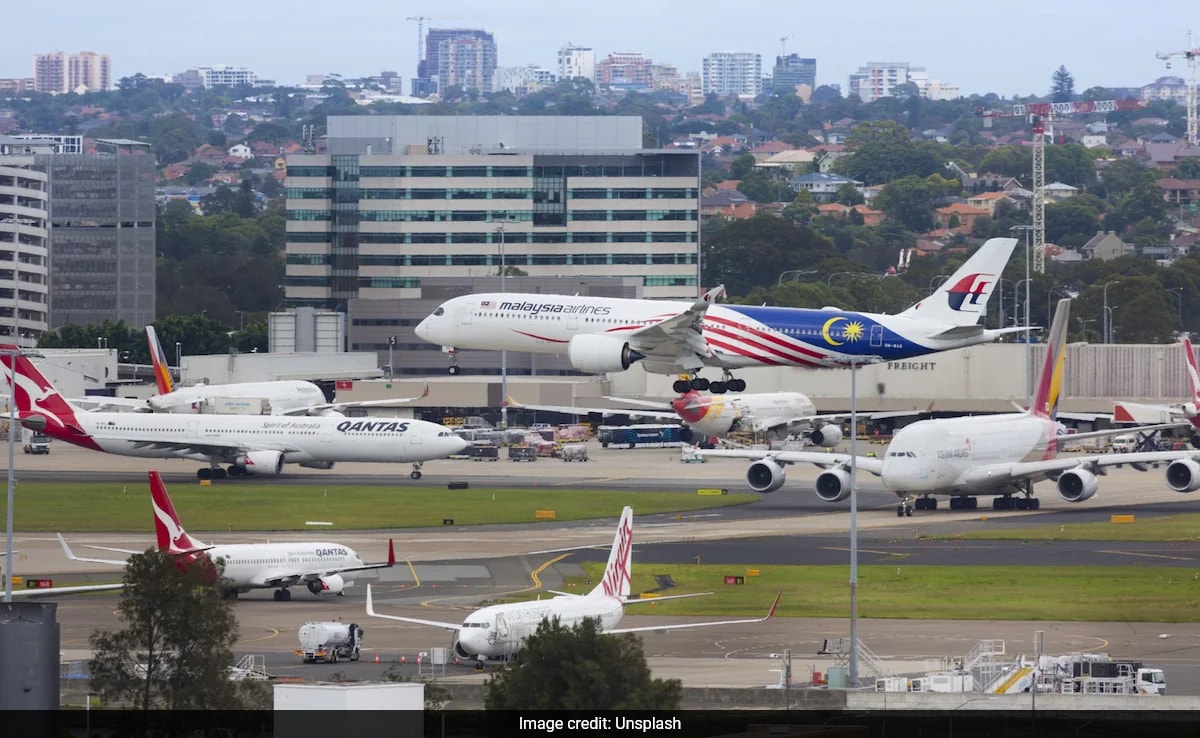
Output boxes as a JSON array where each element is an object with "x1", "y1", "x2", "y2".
[
  {"x1": 495, "y1": 612, "x2": 509, "y2": 638},
  {"x1": 321, "y1": 424, "x2": 332, "y2": 443},
  {"x1": 409, "y1": 426, "x2": 422, "y2": 445},
  {"x1": 870, "y1": 326, "x2": 883, "y2": 347},
  {"x1": 461, "y1": 303, "x2": 475, "y2": 325},
  {"x1": 186, "y1": 421, "x2": 198, "y2": 439},
  {"x1": 567, "y1": 314, "x2": 579, "y2": 331}
]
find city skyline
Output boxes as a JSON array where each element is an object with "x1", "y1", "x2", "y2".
[{"x1": 5, "y1": 1, "x2": 1197, "y2": 97}]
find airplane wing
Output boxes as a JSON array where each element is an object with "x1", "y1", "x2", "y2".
[
  {"x1": 262, "y1": 540, "x2": 396, "y2": 588},
  {"x1": 59, "y1": 533, "x2": 129, "y2": 566},
  {"x1": 1058, "y1": 422, "x2": 1186, "y2": 443},
  {"x1": 699, "y1": 448, "x2": 886, "y2": 476},
  {"x1": 603, "y1": 396, "x2": 679, "y2": 411},
  {"x1": 278, "y1": 384, "x2": 430, "y2": 416},
  {"x1": 606, "y1": 590, "x2": 781, "y2": 634},
  {"x1": 70, "y1": 396, "x2": 150, "y2": 412},
  {"x1": 1114, "y1": 401, "x2": 1187, "y2": 425},
  {"x1": 622, "y1": 592, "x2": 712, "y2": 604},
  {"x1": 958, "y1": 449, "x2": 1200, "y2": 488},
  {"x1": 9, "y1": 583, "x2": 125, "y2": 597},
  {"x1": 365, "y1": 583, "x2": 461, "y2": 631},
  {"x1": 623, "y1": 285, "x2": 726, "y2": 361},
  {"x1": 509, "y1": 401, "x2": 677, "y2": 422}
]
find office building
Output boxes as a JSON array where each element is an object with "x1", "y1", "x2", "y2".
[
  {"x1": 68, "y1": 52, "x2": 111, "y2": 92},
  {"x1": 849, "y1": 61, "x2": 926, "y2": 103},
  {"x1": 416, "y1": 28, "x2": 496, "y2": 96},
  {"x1": 6, "y1": 138, "x2": 157, "y2": 330},
  {"x1": 494, "y1": 66, "x2": 556, "y2": 96},
  {"x1": 32, "y1": 52, "x2": 67, "y2": 95},
  {"x1": 596, "y1": 52, "x2": 653, "y2": 90},
  {"x1": 557, "y1": 45, "x2": 596, "y2": 83},
  {"x1": 703, "y1": 52, "x2": 762, "y2": 97},
  {"x1": 0, "y1": 138, "x2": 51, "y2": 347},
  {"x1": 196, "y1": 65, "x2": 257, "y2": 88},
  {"x1": 771, "y1": 55, "x2": 816, "y2": 96},
  {"x1": 284, "y1": 116, "x2": 700, "y2": 337}
]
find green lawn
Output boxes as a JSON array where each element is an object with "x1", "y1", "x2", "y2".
[
  {"x1": 501, "y1": 562, "x2": 1200, "y2": 622},
  {"x1": 928, "y1": 513, "x2": 1200, "y2": 542},
  {"x1": 2, "y1": 482, "x2": 756, "y2": 532}
]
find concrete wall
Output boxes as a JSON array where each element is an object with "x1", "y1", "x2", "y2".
[{"x1": 181, "y1": 352, "x2": 382, "y2": 385}]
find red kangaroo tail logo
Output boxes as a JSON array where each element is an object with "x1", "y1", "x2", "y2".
[
  {"x1": 149, "y1": 471, "x2": 204, "y2": 553},
  {"x1": 594, "y1": 507, "x2": 633, "y2": 599},
  {"x1": 0, "y1": 346, "x2": 81, "y2": 431},
  {"x1": 1184, "y1": 338, "x2": 1200, "y2": 404}
]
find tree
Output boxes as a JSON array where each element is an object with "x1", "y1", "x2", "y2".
[
  {"x1": 833, "y1": 182, "x2": 865, "y2": 206},
  {"x1": 89, "y1": 550, "x2": 266, "y2": 713},
  {"x1": 484, "y1": 616, "x2": 681, "y2": 710},
  {"x1": 729, "y1": 153, "x2": 756, "y2": 180},
  {"x1": 872, "y1": 175, "x2": 938, "y2": 232},
  {"x1": 1051, "y1": 65, "x2": 1075, "y2": 103}
]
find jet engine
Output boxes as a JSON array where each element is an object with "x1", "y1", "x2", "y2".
[
  {"x1": 236, "y1": 450, "x2": 285, "y2": 476},
  {"x1": 298, "y1": 460, "x2": 335, "y2": 470},
  {"x1": 746, "y1": 459, "x2": 786, "y2": 493},
  {"x1": 1166, "y1": 458, "x2": 1200, "y2": 493},
  {"x1": 453, "y1": 640, "x2": 474, "y2": 661},
  {"x1": 306, "y1": 574, "x2": 345, "y2": 595},
  {"x1": 567, "y1": 335, "x2": 645, "y2": 374},
  {"x1": 809, "y1": 424, "x2": 843, "y2": 448},
  {"x1": 1183, "y1": 402, "x2": 1200, "y2": 418},
  {"x1": 815, "y1": 468, "x2": 852, "y2": 502},
  {"x1": 1056, "y1": 469, "x2": 1098, "y2": 502}
]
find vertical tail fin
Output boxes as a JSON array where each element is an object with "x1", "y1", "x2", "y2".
[
  {"x1": 898, "y1": 237, "x2": 1018, "y2": 326},
  {"x1": 0, "y1": 346, "x2": 80, "y2": 430},
  {"x1": 1183, "y1": 337, "x2": 1200, "y2": 406},
  {"x1": 149, "y1": 471, "x2": 205, "y2": 552},
  {"x1": 591, "y1": 507, "x2": 633, "y2": 599},
  {"x1": 1031, "y1": 298, "x2": 1071, "y2": 420},
  {"x1": 146, "y1": 326, "x2": 175, "y2": 395}
]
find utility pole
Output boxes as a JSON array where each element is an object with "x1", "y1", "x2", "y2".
[{"x1": 387, "y1": 335, "x2": 396, "y2": 379}]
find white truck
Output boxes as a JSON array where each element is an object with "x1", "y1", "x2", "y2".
[{"x1": 295, "y1": 621, "x2": 363, "y2": 664}]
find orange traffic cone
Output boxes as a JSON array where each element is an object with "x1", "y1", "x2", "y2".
[
  {"x1": 417, "y1": 654, "x2": 423, "y2": 666},
  {"x1": 373, "y1": 655, "x2": 381, "y2": 664},
  {"x1": 400, "y1": 655, "x2": 407, "y2": 664}
]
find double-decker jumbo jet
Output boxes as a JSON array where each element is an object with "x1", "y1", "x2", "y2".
[
  {"x1": 510, "y1": 389, "x2": 898, "y2": 448},
  {"x1": 59, "y1": 471, "x2": 395, "y2": 601},
  {"x1": 1, "y1": 347, "x2": 467, "y2": 480},
  {"x1": 700, "y1": 298, "x2": 1197, "y2": 515},
  {"x1": 365, "y1": 506, "x2": 781, "y2": 663},
  {"x1": 416, "y1": 237, "x2": 1024, "y2": 393},
  {"x1": 78, "y1": 326, "x2": 428, "y2": 417}
]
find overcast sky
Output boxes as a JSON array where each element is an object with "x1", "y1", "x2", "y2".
[{"x1": 6, "y1": 1, "x2": 1195, "y2": 97}]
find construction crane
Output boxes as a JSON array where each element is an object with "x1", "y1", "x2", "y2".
[
  {"x1": 406, "y1": 16, "x2": 431, "y2": 76},
  {"x1": 976, "y1": 99, "x2": 1148, "y2": 272},
  {"x1": 1155, "y1": 31, "x2": 1200, "y2": 145},
  {"x1": 780, "y1": 36, "x2": 791, "y2": 58}
]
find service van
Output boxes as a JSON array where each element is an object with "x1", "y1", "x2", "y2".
[{"x1": 1110, "y1": 435, "x2": 1138, "y2": 453}]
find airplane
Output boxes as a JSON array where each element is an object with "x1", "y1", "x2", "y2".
[
  {"x1": 698, "y1": 298, "x2": 1198, "y2": 516},
  {"x1": 509, "y1": 388, "x2": 904, "y2": 448},
  {"x1": 1112, "y1": 337, "x2": 1200, "y2": 447},
  {"x1": 365, "y1": 506, "x2": 782, "y2": 663},
  {"x1": 76, "y1": 326, "x2": 430, "y2": 417},
  {"x1": 57, "y1": 471, "x2": 396, "y2": 601},
  {"x1": 0, "y1": 346, "x2": 468, "y2": 480},
  {"x1": 415, "y1": 237, "x2": 1025, "y2": 394}
]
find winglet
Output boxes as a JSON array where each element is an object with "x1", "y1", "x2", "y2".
[
  {"x1": 366, "y1": 583, "x2": 377, "y2": 616},
  {"x1": 701, "y1": 284, "x2": 726, "y2": 305},
  {"x1": 420, "y1": 383, "x2": 430, "y2": 400},
  {"x1": 386, "y1": 538, "x2": 395, "y2": 567}
]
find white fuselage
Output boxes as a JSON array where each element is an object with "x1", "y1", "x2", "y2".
[
  {"x1": 680, "y1": 392, "x2": 816, "y2": 437},
  {"x1": 880, "y1": 414, "x2": 1060, "y2": 496},
  {"x1": 151, "y1": 381, "x2": 327, "y2": 414},
  {"x1": 417, "y1": 293, "x2": 995, "y2": 372},
  {"x1": 50, "y1": 411, "x2": 467, "y2": 464},
  {"x1": 455, "y1": 594, "x2": 625, "y2": 659},
  {"x1": 208, "y1": 542, "x2": 363, "y2": 590}
]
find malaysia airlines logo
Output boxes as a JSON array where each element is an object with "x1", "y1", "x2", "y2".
[{"x1": 945, "y1": 273, "x2": 995, "y2": 312}]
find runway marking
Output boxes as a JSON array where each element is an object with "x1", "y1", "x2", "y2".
[
  {"x1": 552, "y1": 477, "x2": 631, "y2": 486},
  {"x1": 821, "y1": 546, "x2": 905, "y2": 557},
  {"x1": 1097, "y1": 549, "x2": 1196, "y2": 562},
  {"x1": 419, "y1": 553, "x2": 571, "y2": 609},
  {"x1": 240, "y1": 627, "x2": 280, "y2": 644},
  {"x1": 1065, "y1": 635, "x2": 1110, "y2": 650},
  {"x1": 405, "y1": 558, "x2": 421, "y2": 588}
]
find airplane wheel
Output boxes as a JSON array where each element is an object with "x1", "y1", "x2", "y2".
[
  {"x1": 905, "y1": 506, "x2": 913, "y2": 517},
  {"x1": 280, "y1": 589, "x2": 291, "y2": 601},
  {"x1": 710, "y1": 381, "x2": 727, "y2": 394},
  {"x1": 212, "y1": 467, "x2": 227, "y2": 480},
  {"x1": 227, "y1": 465, "x2": 243, "y2": 477},
  {"x1": 896, "y1": 504, "x2": 905, "y2": 517},
  {"x1": 411, "y1": 470, "x2": 422, "y2": 480},
  {"x1": 1031, "y1": 498, "x2": 1040, "y2": 510},
  {"x1": 672, "y1": 380, "x2": 690, "y2": 393},
  {"x1": 448, "y1": 365, "x2": 460, "y2": 376},
  {"x1": 966, "y1": 497, "x2": 977, "y2": 510},
  {"x1": 730, "y1": 379, "x2": 747, "y2": 392},
  {"x1": 197, "y1": 468, "x2": 211, "y2": 480},
  {"x1": 273, "y1": 590, "x2": 282, "y2": 601},
  {"x1": 690, "y1": 377, "x2": 709, "y2": 391}
]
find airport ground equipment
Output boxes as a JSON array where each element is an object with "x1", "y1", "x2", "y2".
[
  {"x1": 22, "y1": 433, "x2": 49, "y2": 454},
  {"x1": 295, "y1": 621, "x2": 363, "y2": 664},
  {"x1": 559, "y1": 443, "x2": 588, "y2": 462}
]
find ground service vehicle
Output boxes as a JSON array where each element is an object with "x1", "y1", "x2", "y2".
[
  {"x1": 508, "y1": 446, "x2": 537, "y2": 462},
  {"x1": 598, "y1": 424, "x2": 684, "y2": 448},
  {"x1": 23, "y1": 433, "x2": 50, "y2": 454},
  {"x1": 560, "y1": 443, "x2": 589, "y2": 462},
  {"x1": 296, "y1": 621, "x2": 363, "y2": 663}
]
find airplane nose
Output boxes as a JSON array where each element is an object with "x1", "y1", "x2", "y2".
[
  {"x1": 450, "y1": 435, "x2": 469, "y2": 455},
  {"x1": 415, "y1": 318, "x2": 430, "y2": 340}
]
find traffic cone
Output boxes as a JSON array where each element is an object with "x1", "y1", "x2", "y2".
[
  {"x1": 417, "y1": 654, "x2": 423, "y2": 666},
  {"x1": 373, "y1": 655, "x2": 381, "y2": 664},
  {"x1": 400, "y1": 655, "x2": 407, "y2": 664}
]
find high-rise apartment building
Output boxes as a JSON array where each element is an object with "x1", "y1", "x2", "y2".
[
  {"x1": 557, "y1": 45, "x2": 596, "y2": 83},
  {"x1": 32, "y1": 52, "x2": 67, "y2": 95},
  {"x1": 849, "y1": 61, "x2": 926, "y2": 102},
  {"x1": 197, "y1": 65, "x2": 257, "y2": 88},
  {"x1": 771, "y1": 55, "x2": 817, "y2": 96},
  {"x1": 596, "y1": 53, "x2": 653, "y2": 90},
  {"x1": 494, "y1": 66, "x2": 556, "y2": 96},
  {"x1": 416, "y1": 29, "x2": 496, "y2": 95},
  {"x1": 702, "y1": 52, "x2": 762, "y2": 97},
  {"x1": 436, "y1": 35, "x2": 498, "y2": 93},
  {"x1": 68, "y1": 52, "x2": 111, "y2": 92},
  {"x1": 0, "y1": 137, "x2": 51, "y2": 347}
]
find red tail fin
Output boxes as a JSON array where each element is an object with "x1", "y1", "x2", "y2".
[
  {"x1": 149, "y1": 471, "x2": 205, "y2": 552},
  {"x1": 0, "y1": 346, "x2": 80, "y2": 430},
  {"x1": 1184, "y1": 338, "x2": 1200, "y2": 405}
]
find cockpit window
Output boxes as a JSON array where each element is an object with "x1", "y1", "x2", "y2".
[{"x1": 433, "y1": 307, "x2": 445, "y2": 316}]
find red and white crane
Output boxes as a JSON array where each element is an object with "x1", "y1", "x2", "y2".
[
  {"x1": 976, "y1": 99, "x2": 1148, "y2": 272},
  {"x1": 1156, "y1": 31, "x2": 1200, "y2": 147}
]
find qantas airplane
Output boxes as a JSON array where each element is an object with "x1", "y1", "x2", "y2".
[
  {"x1": 509, "y1": 389, "x2": 899, "y2": 448},
  {"x1": 700, "y1": 298, "x2": 1195, "y2": 515},
  {"x1": 58, "y1": 471, "x2": 395, "y2": 601},
  {"x1": 1, "y1": 347, "x2": 467, "y2": 480},
  {"x1": 78, "y1": 326, "x2": 429, "y2": 417},
  {"x1": 365, "y1": 506, "x2": 781, "y2": 663},
  {"x1": 416, "y1": 237, "x2": 1024, "y2": 393},
  {"x1": 1112, "y1": 338, "x2": 1200, "y2": 446}
]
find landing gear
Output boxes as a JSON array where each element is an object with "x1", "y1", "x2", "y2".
[
  {"x1": 948, "y1": 497, "x2": 978, "y2": 510},
  {"x1": 273, "y1": 588, "x2": 292, "y2": 602},
  {"x1": 896, "y1": 498, "x2": 914, "y2": 517},
  {"x1": 197, "y1": 464, "x2": 226, "y2": 481},
  {"x1": 197, "y1": 467, "x2": 210, "y2": 480},
  {"x1": 677, "y1": 372, "x2": 747, "y2": 395},
  {"x1": 446, "y1": 348, "x2": 460, "y2": 375},
  {"x1": 227, "y1": 465, "x2": 245, "y2": 477},
  {"x1": 410, "y1": 463, "x2": 423, "y2": 480},
  {"x1": 915, "y1": 496, "x2": 939, "y2": 511}
]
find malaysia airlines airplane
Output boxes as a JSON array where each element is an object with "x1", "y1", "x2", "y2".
[
  {"x1": 365, "y1": 506, "x2": 781, "y2": 663},
  {"x1": 416, "y1": 237, "x2": 1023, "y2": 393},
  {"x1": 1, "y1": 347, "x2": 467, "y2": 480},
  {"x1": 1112, "y1": 338, "x2": 1200, "y2": 446},
  {"x1": 701, "y1": 298, "x2": 1195, "y2": 515},
  {"x1": 78, "y1": 326, "x2": 428, "y2": 417},
  {"x1": 510, "y1": 389, "x2": 895, "y2": 448},
  {"x1": 58, "y1": 471, "x2": 395, "y2": 601}
]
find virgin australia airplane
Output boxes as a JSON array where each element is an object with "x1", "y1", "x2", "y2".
[
  {"x1": 700, "y1": 298, "x2": 1195, "y2": 515},
  {"x1": 416, "y1": 237, "x2": 1024, "y2": 393}
]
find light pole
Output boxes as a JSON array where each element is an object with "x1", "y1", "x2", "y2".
[
  {"x1": 847, "y1": 353, "x2": 883, "y2": 689},
  {"x1": 1014, "y1": 278, "x2": 1032, "y2": 405},
  {"x1": 1102, "y1": 280, "x2": 1121, "y2": 344},
  {"x1": 3, "y1": 347, "x2": 43, "y2": 602},
  {"x1": 494, "y1": 216, "x2": 517, "y2": 430},
  {"x1": 778, "y1": 269, "x2": 816, "y2": 286},
  {"x1": 928, "y1": 274, "x2": 951, "y2": 295},
  {"x1": 175, "y1": 341, "x2": 182, "y2": 384},
  {"x1": 1164, "y1": 287, "x2": 1183, "y2": 330}
]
